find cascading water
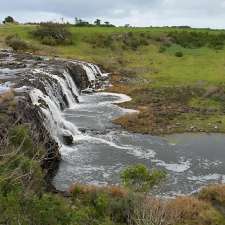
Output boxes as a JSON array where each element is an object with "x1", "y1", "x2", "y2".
[
  {"x1": 1, "y1": 50, "x2": 225, "y2": 197},
  {"x1": 29, "y1": 60, "x2": 108, "y2": 148}
]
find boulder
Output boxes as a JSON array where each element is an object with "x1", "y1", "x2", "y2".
[{"x1": 63, "y1": 134, "x2": 74, "y2": 145}]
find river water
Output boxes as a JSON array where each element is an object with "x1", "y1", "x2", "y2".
[{"x1": 53, "y1": 91, "x2": 225, "y2": 197}]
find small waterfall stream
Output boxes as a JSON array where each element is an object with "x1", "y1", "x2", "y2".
[{"x1": 1, "y1": 50, "x2": 225, "y2": 197}]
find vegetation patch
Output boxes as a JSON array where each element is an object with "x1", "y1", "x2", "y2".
[
  {"x1": 168, "y1": 31, "x2": 225, "y2": 50},
  {"x1": 31, "y1": 22, "x2": 73, "y2": 46},
  {"x1": 5, "y1": 34, "x2": 32, "y2": 51}
]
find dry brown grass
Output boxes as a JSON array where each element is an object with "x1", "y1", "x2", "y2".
[
  {"x1": 199, "y1": 184, "x2": 225, "y2": 206},
  {"x1": 167, "y1": 196, "x2": 225, "y2": 225},
  {"x1": 0, "y1": 90, "x2": 14, "y2": 104},
  {"x1": 69, "y1": 183, "x2": 98, "y2": 195},
  {"x1": 130, "y1": 196, "x2": 178, "y2": 225},
  {"x1": 130, "y1": 196, "x2": 225, "y2": 225},
  {"x1": 69, "y1": 183, "x2": 128, "y2": 198}
]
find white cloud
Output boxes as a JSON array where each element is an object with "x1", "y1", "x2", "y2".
[{"x1": 0, "y1": 0, "x2": 225, "y2": 28}]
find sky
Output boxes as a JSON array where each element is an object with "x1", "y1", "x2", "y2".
[{"x1": 1, "y1": 0, "x2": 225, "y2": 28}]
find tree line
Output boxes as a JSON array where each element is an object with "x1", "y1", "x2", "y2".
[{"x1": 1, "y1": 16, "x2": 115, "y2": 27}]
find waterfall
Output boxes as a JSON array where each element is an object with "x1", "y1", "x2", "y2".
[{"x1": 29, "y1": 60, "x2": 107, "y2": 148}]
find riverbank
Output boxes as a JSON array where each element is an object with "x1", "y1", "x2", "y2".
[{"x1": 108, "y1": 73, "x2": 225, "y2": 135}]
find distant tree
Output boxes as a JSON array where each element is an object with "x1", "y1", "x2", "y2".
[
  {"x1": 3, "y1": 16, "x2": 15, "y2": 24},
  {"x1": 94, "y1": 19, "x2": 101, "y2": 26},
  {"x1": 124, "y1": 24, "x2": 130, "y2": 28},
  {"x1": 104, "y1": 21, "x2": 110, "y2": 26},
  {"x1": 75, "y1": 17, "x2": 80, "y2": 25},
  {"x1": 74, "y1": 17, "x2": 91, "y2": 27}
]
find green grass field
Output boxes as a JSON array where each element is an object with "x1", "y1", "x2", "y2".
[
  {"x1": 1, "y1": 24, "x2": 225, "y2": 134},
  {"x1": 1, "y1": 24, "x2": 225, "y2": 86}
]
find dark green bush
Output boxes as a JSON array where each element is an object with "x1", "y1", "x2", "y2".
[
  {"x1": 5, "y1": 34, "x2": 29, "y2": 51},
  {"x1": 175, "y1": 51, "x2": 184, "y2": 57},
  {"x1": 32, "y1": 22, "x2": 73, "y2": 46},
  {"x1": 168, "y1": 31, "x2": 225, "y2": 49},
  {"x1": 159, "y1": 46, "x2": 167, "y2": 53},
  {"x1": 139, "y1": 38, "x2": 149, "y2": 46}
]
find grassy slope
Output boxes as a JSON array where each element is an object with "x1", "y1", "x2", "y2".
[{"x1": 1, "y1": 24, "x2": 225, "y2": 134}]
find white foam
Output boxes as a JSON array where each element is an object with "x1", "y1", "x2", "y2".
[
  {"x1": 30, "y1": 88, "x2": 80, "y2": 141},
  {"x1": 154, "y1": 159, "x2": 191, "y2": 173},
  {"x1": 82, "y1": 64, "x2": 96, "y2": 82},
  {"x1": 188, "y1": 174, "x2": 225, "y2": 183},
  {"x1": 0, "y1": 81, "x2": 13, "y2": 94}
]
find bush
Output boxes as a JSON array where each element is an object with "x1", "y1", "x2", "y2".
[
  {"x1": 175, "y1": 51, "x2": 183, "y2": 57},
  {"x1": 159, "y1": 46, "x2": 167, "y2": 53},
  {"x1": 168, "y1": 31, "x2": 225, "y2": 49},
  {"x1": 41, "y1": 36, "x2": 58, "y2": 46},
  {"x1": 5, "y1": 34, "x2": 29, "y2": 51},
  {"x1": 32, "y1": 22, "x2": 73, "y2": 46},
  {"x1": 9, "y1": 125, "x2": 33, "y2": 152},
  {"x1": 120, "y1": 164, "x2": 166, "y2": 192}
]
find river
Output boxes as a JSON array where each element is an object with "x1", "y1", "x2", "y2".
[{"x1": 53, "y1": 91, "x2": 225, "y2": 197}]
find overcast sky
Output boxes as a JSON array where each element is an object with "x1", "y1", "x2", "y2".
[{"x1": 1, "y1": 0, "x2": 225, "y2": 28}]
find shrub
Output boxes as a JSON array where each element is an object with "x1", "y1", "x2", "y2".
[
  {"x1": 5, "y1": 34, "x2": 29, "y2": 51},
  {"x1": 41, "y1": 36, "x2": 57, "y2": 46},
  {"x1": 130, "y1": 196, "x2": 177, "y2": 225},
  {"x1": 120, "y1": 164, "x2": 166, "y2": 192},
  {"x1": 168, "y1": 31, "x2": 225, "y2": 49},
  {"x1": 139, "y1": 38, "x2": 149, "y2": 46},
  {"x1": 131, "y1": 196, "x2": 225, "y2": 225},
  {"x1": 175, "y1": 51, "x2": 183, "y2": 57},
  {"x1": 159, "y1": 46, "x2": 166, "y2": 53},
  {"x1": 9, "y1": 125, "x2": 33, "y2": 153},
  {"x1": 32, "y1": 22, "x2": 73, "y2": 46}
]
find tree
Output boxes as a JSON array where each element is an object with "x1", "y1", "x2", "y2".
[
  {"x1": 124, "y1": 24, "x2": 130, "y2": 28},
  {"x1": 74, "y1": 17, "x2": 91, "y2": 27},
  {"x1": 120, "y1": 164, "x2": 166, "y2": 192},
  {"x1": 104, "y1": 21, "x2": 110, "y2": 26},
  {"x1": 3, "y1": 16, "x2": 15, "y2": 24},
  {"x1": 94, "y1": 19, "x2": 101, "y2": 26}
]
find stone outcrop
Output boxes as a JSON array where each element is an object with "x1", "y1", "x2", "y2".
[{"x1": 66, "y1": 62, "x2": 90, "y2": 90}]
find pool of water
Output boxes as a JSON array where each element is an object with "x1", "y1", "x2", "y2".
[{"x1": 53, "y1": 92, "x2": 225, "y2": 197}]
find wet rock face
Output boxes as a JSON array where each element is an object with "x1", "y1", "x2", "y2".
[{"x1": 66, "y1": 62, "x2": 90, "y2": 90}]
